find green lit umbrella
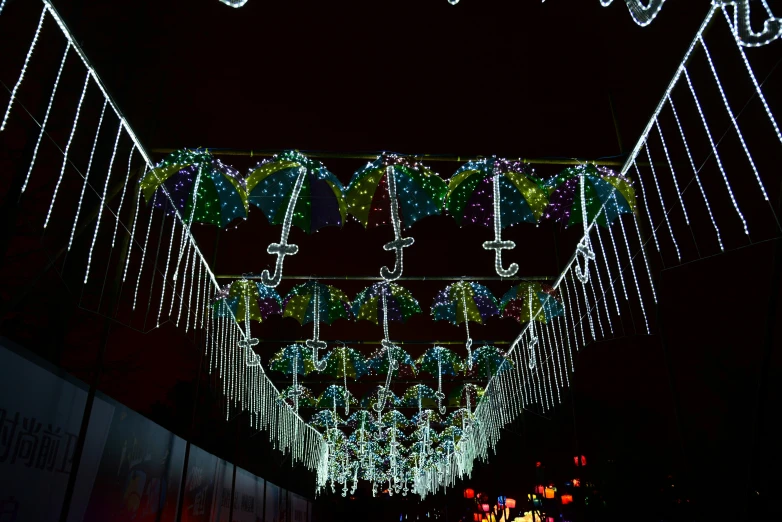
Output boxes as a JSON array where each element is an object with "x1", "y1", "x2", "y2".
[
  {"x1": 469, "y1": 345, "x2": 513, "y2": 379},
  {"x1": 346, "y1": 154, "x2": 447, "y2": 281},
  {"x1": 245, "y1": 150, "x2": 347, "y2": 287},
  {"x1": 416, "y1": 346, "x2": 464, "y2": 413},
  {"x1": 283, "y1": 281, "x2": 352, "y2": 371}
]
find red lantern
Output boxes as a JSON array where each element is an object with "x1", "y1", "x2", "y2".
[
  {"x1": 572, "y1": 478, "x2": 581, "y2": 487},
  {"x1": 544, "y1": 486, "x2": 556, "y2": 499},
  {"x1": 534, "y1": 485, "x2": 545, "y2": 495},
  {"x1": 505, "y1": 498, "x2": 516, "y2": 509},
  {"x1": 573, "y1": 455, "x2": 587, "y2": 466},
  {"x1": 561, "y1": 494, "x2": 573, "y2": 505},
  {"x1": 464, "y1": 488, "x2": 475, "y2": 499},
  {"x1": 473, "y1": 514, "x2": 482, "y2": 522},
  {"x1": 481, "y1": 504, "x2": 490, "y2": 513}
]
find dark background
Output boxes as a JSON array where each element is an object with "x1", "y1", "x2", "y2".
[{"x1": 1, "y1": 1, "x2": 781, "y2": 521}]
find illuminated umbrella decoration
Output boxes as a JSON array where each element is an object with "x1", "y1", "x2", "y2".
[
  {"x1": 402, "y1": 384, "x2": 439, "y2": 412},
  {"x1": 416, "y1": 346, "x2": 463, "y2": 414},
  {"x1": 500, "y1": 282, "x2": 564, "y2": 369},
  {"x1": 323, "y1": 345, "x2": 369, "y2": 415},
  {"x1": 212, "y1": 278, "x2": 282, "y2": 324},
  {"x1": 447, "y1": 383, "x2": 484, "y2": 409},
  {"x1": 469, "y1": 345, "x2": 513, "y2": 379},
  {"x1": 269, "y1": 344, "x2": 316, "y2": 421},
  {"x1": 353, "y1": 282, "x2": 421, "y2": 412},
  {"x1": 346, "y1": 154, "x2": 447, "y2": 281},
  {"x1": 278, "y1": 385, "x2": 317, "y2": 408},
  {"x1": 361, "y1": 387, "x2": 402, "y2": 411},
  {"x1": 246, "y1": 150, "x2": 347, "y2": 287},
  {"x1": 445, "y1": 158, "x2": 548, "y2": 277},
  {"x1": 542, "y1": 164, "x2": 635, "y2": 282},
  {"x1": 310, "y1": 409, "x2": 345, "y2": 429},
  {"x1": 367, "y1": 346, "x2": 416, "y2": 379},
  {"x1": 346, "y1": 410, "x2": 376, "y2": 430},
  {"x1": 431, "y1": 281, "x2": 499, "y2": 369},
  {"x1": 317, "y1": 385, "x2": 358, "y2": 416},
  {"x1": 283, "y1": 281, "x2": 351, "y2": 371},
  {"x1": 381, "y1": 410, "x2": 411, "y2": 430},
  {"x1": 141, "y1": 149, "x2": 248, "y2": 228}
]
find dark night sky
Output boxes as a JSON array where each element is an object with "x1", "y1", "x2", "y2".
[{"x1": 1, "y1": 1, "x2": 782, "y2": 520}]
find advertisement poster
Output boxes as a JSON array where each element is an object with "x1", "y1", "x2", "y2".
[
  {"x1": 0, "y1": 342, "x2": 113, "y2": 522},
  {"x1": 232, "y1": 466, "x2": 264, "y2": 522},
  {"x1": 290, "y1": 493, "x2": 307, "y2": 522},
  {"x1": 265, "y1": 481, "x2": 288, "y2": 522},
  {"x1": 209, "y1": 458, "x2": 234, "y2": 522},
  {"x1": 181, "y1": 445, "x2": 219, "y2": 522},
  {"x1": 76, "y1": 402, "x2": 186, "y2": 522}
]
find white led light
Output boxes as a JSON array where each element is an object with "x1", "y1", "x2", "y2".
[
  {"x1": 667, "y1": 96, "x2": 723, "y2": 251},
  {"x1": 65, "y1": 97, "x2": 105, "y2": 243},
  {"x1": 110, "y1": 145, "x2": 136, "y2": 249},
  {"x1": 84, "y1": 123, "x2": 123, "y2": 284},
  {"x1": 22, "y1": 43, "x2": 70, "y2": 194},
  {"x1": 261, "y1": 166, "x2": 305, "y2": 287},
  {"x1": 632, "y1": 161, "x2": 662, "y2": 254},
  {"x1": 1, "y1": 7, "x2": 47, "y2": 132},
  {"x1": 157, "y1": 217, "x2": 179, "y2": 327},
  {"x1": 683, "y1": 68, "x2": 749, "y2": 235},
  {"x1": 643, "y1": 145, "x2": 680, "y2": 261},
  {"x1": 482, "y1": 171, "x2": 518, "y2": 277},
  {"x1": 132, "y1": 192, "x2": 156, "y2": 310},
  {"x1": 380, "y1": 166, "x2": 415, "y2": 282},
  {"x1": 123, "y1": 165, "x2": 149, "y2": 282},
  {"x1": 616, "y1": 212, "x2": 650, "y2": 333}
]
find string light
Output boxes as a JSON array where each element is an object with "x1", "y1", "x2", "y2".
[
  {"x1": 22, "y1": 43, "x2": 70, "y2": 194},
  {"x1": 110, "y1": 145, "x2": 136, "y2": 249},
  {"x1": 157, "y1": 217, "x2": 178, "y2": 327},
  {"x1": 683, "y1": 68, "x2": 749, "y2": 235},
  {"x1": 667, "y1": 96, "x2": 723, "y2": 251},
  {"x1": 65, "y1": 98, "x2": 106, "y2": 241},
  {"x1": 1, "y1": 7, "x2": 47, "y2": 132},
  {"x1": 84, "y1": 123, "x2": 123, "y2": 284}
]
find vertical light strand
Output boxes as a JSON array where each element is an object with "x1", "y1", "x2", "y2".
[
  {"x1": 654, "y1": 119, "x2": 691, "y2": 225},
  {"x1": 554, "y1": 289, "x2": 575, "y2": 373},
  {"x1": 22, "y1": 42, "x2": 70, "y2": 194},
  {"x1": 586, "y1": 277, "x2": 606, "y2": 338},
  {"x1": 560, "y1": 276, "x2": 582, "y2": 353},
  {"x1": 109, "y1": 145, "x2": 136, "y2": 249},
  {"x1": 157, "y1": 217, "x2": 179, "y2": 327},
  {"x1": 589, "y1": 255, "x2": 613, "y2": 336},
  {"x1": 175, "y1": 240, "x2": 193, "y2": 326},
  {"x1": 643, "y1": 144, "x2": 681, "y2": 261},
  {"x1": 1, "y1": 7, "x2": 47, "y2": 132},
  {"x1": 65, "y1": 98, "x2": 106, "y2": 243},
  {"x1": 578, "y1": 277, "x2": 596, "y2": 341},
  {"x1": 667, "y1": 96, "x2": 724, "y2": 250},
  {"x1": 132, "y1": 193, "x2": 156, "y2": 310},
  {"x1": 725, "y1": 8, "x2": 782, "y2": 146},
  {"x1": 123, "y1": 167, "x2": 148, "y2": 283},
  {"x1": 595, "y1": 225, "x2": 622, "y2": 316},
  {"x1": 683, "y1": 67, "x2": 749, "y2": 235},
  {"x1": 617, "y1": 214, "x2": 650, "y2": 333},
  {"x1": 699, "y1": 35, "x2": 771, "y2": 203},
  {"x1": 632, "y1": 161, "x2": 663, "y2": 255},
  {"x1": 168, "y1": 223, "x2": 188, "y2": 315},
  {"x1": 189, "y1": 254, "x2": 202, "y2": 333},
  {"x1": 632, "y1": 213, "x2": 659, "y2": 303},
  {"x1": 541, "y1": 320, "x2": 561, "y2": 404},
  {"x1": 564, "y1": 276, "x2": 586, "y2": 349},
  {"x1": 83, "y1": 123, "x2": 123, "y2": 284},
  {"x1": 554, "y1": 316, "x2": 572, "y2": 386},
  {"x1": 604, "y1": 224, "x2": 631, "y2": 302}
]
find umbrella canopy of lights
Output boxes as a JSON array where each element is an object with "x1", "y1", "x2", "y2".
[
  {"x1": 431, "y1": 281, "x2": 499, "y2": 369},
  {"x1": 402, "y1": 384, "x2": 439, "y2": 412},
  {"x1": 346, "y1": 154, "x2": 447, "y2": 281},
  {"x1": 500, "y1": 282, "x2": 564, "y2": 324},
  {"x1": 323, "y1": 346, "x2": 369, "y2": 380},
  {"x1": 469, "y1": 345, "x2": 513, "y2": 379},
  {"x1": 381, "y1": 410, "x2": 411, "y2": 430},
  {"x1": 417, "y1": 346, "x2": 464, "y2": 413},
  {"x1": 317, "y1": 385, "x2": 358, "y2": 414},
  {"x1": 367, "y1": 345, "x2": 417, "y2": 379},
  {"x1": 447, "y1": 383, "x2": 484, "y2": 409},
  {"x1": 278, "y1": 385, "x2": 317, "y2": 408},
  {"x1": 269, "y1": 344, "x2": 316, "y2": 376},
  {"x1": 445, "y1": 158, "x2": 548, "y2": 277},
  {"x1": 213, "y1": 278, "x2": 282, "y2": 323},
  {"x1": 310, "y1": 409, "x2": 345, "y2": 429},
  {"x1": 543, "y1": 164, "x2": 635, "y2": 282},
  {"x1": 283, "y1": 281, "x2": 352, "y2": 371},
  {"x1": 361, "y1": 387, "x2": 403, "y2": 411},
  {"x1": 141, "y1": 149, "x2": 248, "y2": 227},
  {"x1": 346, "y1": 410, "x2": 376, "y2": 430},
  {"x1": 245, "y1": 150, "x2": 347, "y2": 286},
  {"x1": 353, "y1": 281, "x2": 421, "y2": 413}
]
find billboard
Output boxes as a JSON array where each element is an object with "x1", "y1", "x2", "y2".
[{"x1": 0, "y1": 341, "x2": 113, "y2": 522}]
